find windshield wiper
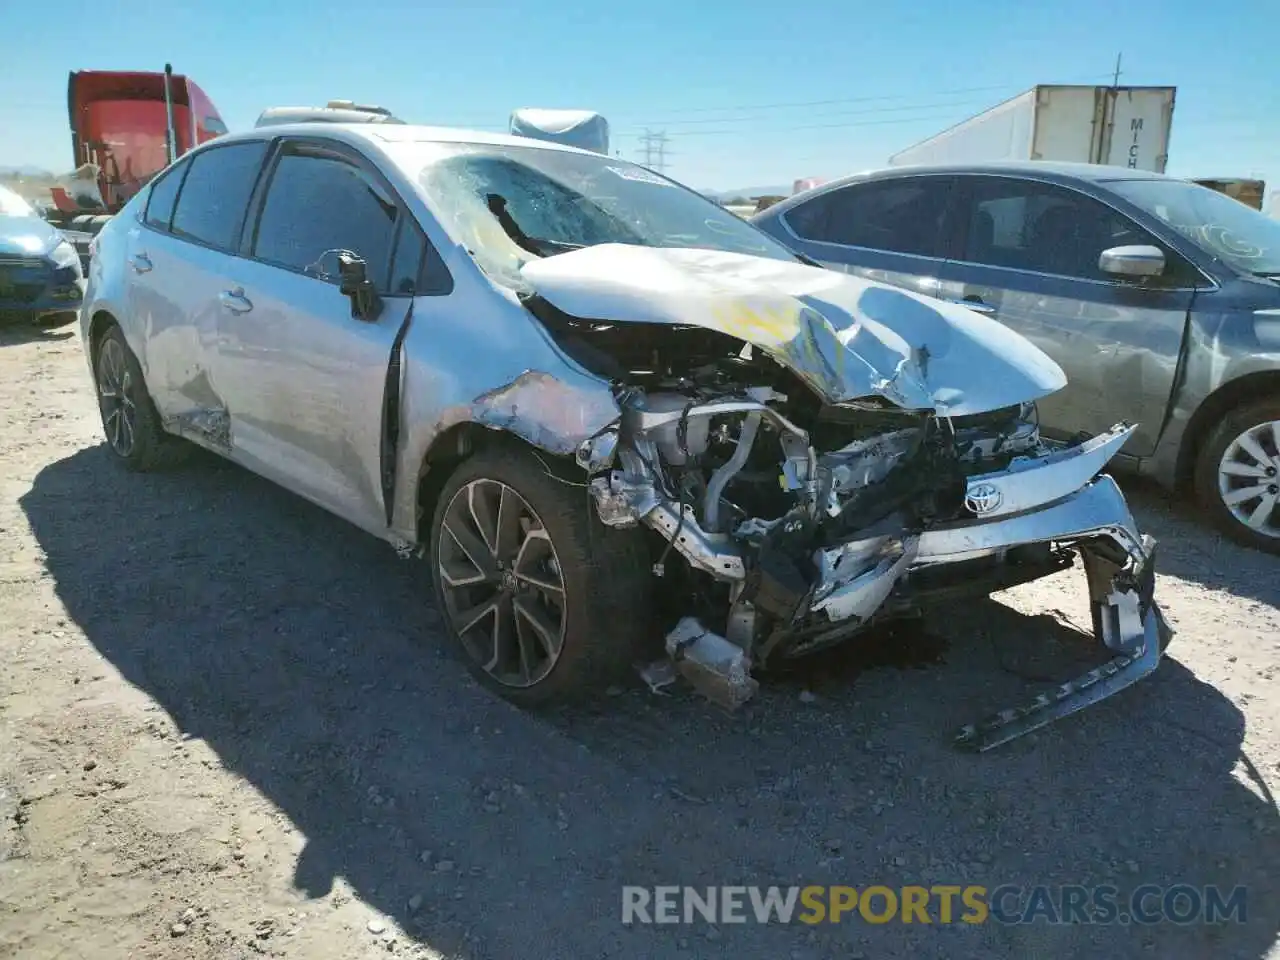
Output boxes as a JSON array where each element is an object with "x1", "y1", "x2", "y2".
[{"x1": 485, "y1": 193, "x2": 584, "y2": 257}]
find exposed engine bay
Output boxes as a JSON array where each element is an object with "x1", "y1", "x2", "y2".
[{"x1": 511, "y1": 288, "x2": 1174, "y2": 751}]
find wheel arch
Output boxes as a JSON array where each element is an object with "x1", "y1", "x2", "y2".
[
  {"x1": 87, "y1": 308, "x2": 120, "y2": 360},
  {"x1": 413, "y1": 423, "x2": 585, "y2": 543},
  {"x1": 1177, "y1": 371, "x2": 1280, "y2": 488}
]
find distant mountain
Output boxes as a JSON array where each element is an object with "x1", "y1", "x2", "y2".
[
  {"x1": 0, "y1": 165, "x2": 54, "y2": 178},
  {"x1": 703, "y1": 185, "x2": 792, "y2": 201}
]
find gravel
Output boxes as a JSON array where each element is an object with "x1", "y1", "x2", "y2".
[{"x1": 0, "y1": 323, "x2": 1277, "y2": 959}]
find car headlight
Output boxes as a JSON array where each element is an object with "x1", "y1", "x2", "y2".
[{"x1": 50, "y1": 240, "x2": 81, "y2": 272}]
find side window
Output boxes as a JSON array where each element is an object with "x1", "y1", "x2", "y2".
[
  {"x1": 143, "y1": 159, "x2": 189, "y2": 231},
  {"x1": 170, "y1": 141, "x2": 267, "y2": 252},
  {"x1": 201, "y1": 116, "x2": 228, "y2": 137},
  {"x1": 960, "y1": 177, "x2": 1159, "y2": 281},
  {"x1": 252, "y1": 149, "x2": 398, "y2": 289},
  {"x1": 785, "y1": 179, "x2": 951, "y2": 257},
  {"x1": 388, "y1": 219, "x2": 455, "y2": 297},
  {"x1": 389, "y1": 220, "x2": 424, "y2": 295},
  {"x1": 783, "y1": 195, "x2": 833, "y2": 242}
]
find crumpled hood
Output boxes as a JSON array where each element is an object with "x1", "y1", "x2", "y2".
[
  {"x1": 0, "y1": 215, "x2": 61, "y2": 258},
  {"x1": 520, "y1": 244, "x2": 1067, "y2": 416}
]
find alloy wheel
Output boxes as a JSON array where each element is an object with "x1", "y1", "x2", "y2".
[
  {"x1": 1217, "y1": 418, "x2": 1280, "y2": 540},
  {"x1": 437, "y1": 478, "x2": 567, "y2": 687},
  {"x1": 97, "y1": 337, "x2": 137, "y2": 458}
]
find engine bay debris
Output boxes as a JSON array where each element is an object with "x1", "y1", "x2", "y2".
[{"x1": 504, "y1": 250, "x2": 1172, "y2": 750}]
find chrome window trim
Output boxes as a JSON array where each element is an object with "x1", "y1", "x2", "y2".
[{"x1": 775, "y1": 170, "x2": 1221, "y2": 294}]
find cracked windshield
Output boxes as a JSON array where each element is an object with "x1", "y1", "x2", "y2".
[{"x1": 2, "y1": 0, "x2": 1278, "y2": 959}]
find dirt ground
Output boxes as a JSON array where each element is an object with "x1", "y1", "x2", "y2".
[{"x1": 1, "y1": 319, "x2": 1278, "y2": 960}]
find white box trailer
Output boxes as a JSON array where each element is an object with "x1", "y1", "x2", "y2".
[
  {"x1": 509, "y1": 109, "x2": 610, "y2": 154},
  {"x1": 888, "y1": 85, "x2": 1176, "y2": 173}
]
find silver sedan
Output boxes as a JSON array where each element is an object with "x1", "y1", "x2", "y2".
[{"x1": 78, "y1": 125, "x2": 1171, "y2": 749}]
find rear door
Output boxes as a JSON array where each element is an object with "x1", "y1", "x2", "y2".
[
  {"x1": 935, "y1": 174, "x2": 1199, "y2": 455},
  {"x1": 124, "y1": 139, "x2": 268, "y2": 429},
  {"x1": 208, "y1": 136, "x2": 450, "y2": 535},
  {"x1": 769, "y1": 175, "x2": 957, "y2": 299}
]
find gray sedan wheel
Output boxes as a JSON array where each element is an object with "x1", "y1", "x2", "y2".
[
  {"x1": 437, "y1": 477, "x2": 568, "y2": 689},
  {"x1": 1195, "y1": 397, "x2": 1280, "y2": 555},
  {"x1": 94, "y1": 324, "x2": 189, "y2": 472},
  {"x1": 428, "y1": 444, "x2": 652, "y2": 705}
]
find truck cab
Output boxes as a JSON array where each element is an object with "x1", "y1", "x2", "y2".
[
  {"x1": 48, "y1": 67, "x2": 227, "y2": 271},
  {"x1": 59, "y1": 68, "x2": 226, "y2": 214}
]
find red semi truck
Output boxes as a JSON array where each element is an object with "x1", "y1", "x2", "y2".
[{"x1": 47, "y1": 65, "x2": 226, "y2": 265}]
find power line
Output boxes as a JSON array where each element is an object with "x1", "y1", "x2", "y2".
[
  {"x1": 630, "y1": 109, "x2": 993, "y2": 139},
  {"x1": 618, "y1": 95, "x2": 1002, "y2": 129},
  {"x1": 612, "y1": 72, "x2": 1118, "y2": 120},
  {"x1": 636, "y1": 129, "x2": 672, "y2": 173}
]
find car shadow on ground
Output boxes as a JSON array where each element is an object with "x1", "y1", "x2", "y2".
[
  {"x1": 1115, "y1": 476, "x2": 1280, "y2": 610},
  {"x1": 0, "y1": 322, "x2": 77, "y2": 346},
  {"x1": 20, "y1": 445, "x2": 1280, "y2": 960}
]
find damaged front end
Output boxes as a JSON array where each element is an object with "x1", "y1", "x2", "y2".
[
  {"x1": 585, "y1": 386, "x2": 1169, "y2": 749},
  {"x1": 509, "y1": 245, "x2": 1172, "y2": 752},
  {"x1": 513, "y1": 248, "x2": 1171, "y2": 750}
]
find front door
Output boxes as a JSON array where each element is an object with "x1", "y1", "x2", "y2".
[
  {"x1": 210, "y1": 139, "x2": 423, "y2": 535},
  {"x1": 935, "y1": 175, "x2": 1198, "y2": 456}
]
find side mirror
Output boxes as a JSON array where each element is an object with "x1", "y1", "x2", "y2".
[
  {"x1": 337, "y1": 252, "x2": 383, "y2": 322},
  {"x1": 1099, "y1": 244, "x2": 1166, "y2": 279}
]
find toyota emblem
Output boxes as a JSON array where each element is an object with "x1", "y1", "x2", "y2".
[{"x1": 964, "y1": 481, "x2": 1004, "y2": 515}]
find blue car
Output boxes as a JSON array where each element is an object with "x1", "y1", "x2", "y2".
[{"x1": 0, "y1": 184, "x2": 84, "y2": 325}]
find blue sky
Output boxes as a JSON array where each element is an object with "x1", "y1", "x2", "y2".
[{"x1": 1, "y1": 0, "x2": 1275, "y2": 195}]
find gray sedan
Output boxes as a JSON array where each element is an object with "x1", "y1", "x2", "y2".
[
  {"x1": 752, "y1": 162, "x2": 1280, "y2": 554},
  {"x1": 77, "y1": 128, "x2": 1170, "y2": 748}
]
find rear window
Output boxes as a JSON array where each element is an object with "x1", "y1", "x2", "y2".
[
  {"x1": 143, "y1": 160, "x2": 188, "y2": 230},
  {"x1": 784, "y1": 177, "x2": 952, "y2": 257},
  {"x1": 171, "y1": 141, "x2": 267, "y2": 252}
]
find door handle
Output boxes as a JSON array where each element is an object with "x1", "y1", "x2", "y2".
[
  {"x1": 945, "y1": 297, "x2": 995, "y2": 315},
  {"x1": 130, "y1": 253, "x2": 153, "y2": 274},
  {"x1": 218, "y1": 288, "x2": 253, "y2": 314}
]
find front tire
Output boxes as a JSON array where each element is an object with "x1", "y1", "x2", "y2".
[
  {"x1": 1194, "y1": 397, "x2": 1280, "y2": 555},
  {"x1": 428, "y1": 444, "x2": 652, "y2": 705},
  {"x1": 93, "y1": 324, "x2": 188, "y2": 472}
]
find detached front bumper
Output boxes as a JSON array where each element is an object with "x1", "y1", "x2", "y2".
[
  {"x1": 808, "y1": 423, "x2": 1146, "y2": 629},
  {"x1": 929, "y1": 473, "x2": 1170, "y2": 750},
  {"x1": 594, "y1": 416, "x2": 1171, "y2": 749},
  {"x1": 801, "y1": 423, "x2": 1172, "y2": 749}
]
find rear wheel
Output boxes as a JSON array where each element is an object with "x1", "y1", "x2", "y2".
[
  {"x1": 94, "y1": 324, "x2": 189, "y2": 472},
  {"x1": 429, "y1": 444, "x2": 651, "y2": 705},
  {"x1": 1194, "y1": 397, "x2": 1280, "y2": 555}
]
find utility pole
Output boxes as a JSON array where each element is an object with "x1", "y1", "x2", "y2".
[
  {"x1": 637, "y1": 129, "x2": 671, "y2": 173},
  {"x1": 1112, "y1": 52, "x2": 1123, "y2": 88}
]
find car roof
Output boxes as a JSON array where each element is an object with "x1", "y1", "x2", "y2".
[
  {"x1": 868, "y1": 160, "x2": 1171, "y2": 182},
  {"x1": 811, "y1": 160, "x2": 1172, "y2": 191},
  {"x1": 755, "y1": 160, "x2": 1178, "y2": 219},
  {"x1": 206, "y1": 122, "x2": 606, "y2": 159}
]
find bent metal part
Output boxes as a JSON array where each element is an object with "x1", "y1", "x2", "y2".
[{"x1": 444, "y1": 246, "x2": 1176, "y2": 750}]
